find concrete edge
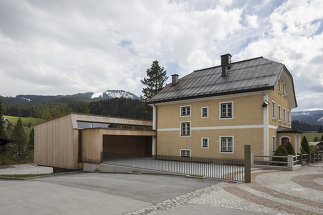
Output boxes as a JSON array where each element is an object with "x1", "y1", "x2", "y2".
[
  {"x1": 0, "y1": 170, "x2": 83, "y2": 181},
  {"x1": 83, "y1": 162, "x2": 226, "y2": 181}
]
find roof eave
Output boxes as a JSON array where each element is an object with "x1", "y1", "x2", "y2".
[{"x1": 147, "y1": 86, "x2": 274, "y2": 104}]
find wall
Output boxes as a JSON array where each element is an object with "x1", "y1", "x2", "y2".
[
  {"x1": 82, "y1": 129, "x2": 103, "y2": 163},
  {"x1": 268, "y1": 69, "x2": 294, "y2": 128},
  {"x1": 34, "y1": 114, "x2": 81, "y2": 169},
  {"x1": 156, "y1": 93, "x2": 265, "y2": 159}
]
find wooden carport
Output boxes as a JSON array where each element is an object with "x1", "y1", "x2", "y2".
[
  {"x1": 34, "y1": 113, "x2": 155, "y2": 169},
  {"x1": 81, "y1": 128, "x2": 156, "y2": 163}
]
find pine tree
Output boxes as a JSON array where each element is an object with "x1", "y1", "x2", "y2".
[
  {"x1": 301, "y1": 136, "x2": 310, "y2": 153},
  {"x1": 273, "y1": 145, "x2": 288, "y2": 165},
  {"x1": 28, "y1": 127, "x2": 34, "y2": 151},
  {"x1": 11, "y1": 118, "x2": 27, "y2": 162},
  {"x1": 284, "y1": 142, "x2": 296, "y2": 155},
  {"x1": 141, "y1": 60, "x2": 168, "y2": 100},
  {"x1": 0, "y1": 99, "x2": 5, "y2": 137}
]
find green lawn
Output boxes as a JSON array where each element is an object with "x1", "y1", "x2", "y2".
[
  {"x1": 301, "y1": 132, "x2": 323, "y2": 142},
  {"x1": 3, "y1": 115, "x2": 45, "y2": 126}
]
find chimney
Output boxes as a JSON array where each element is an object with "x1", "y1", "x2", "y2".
[
  {"x1": 171, "y1": 74, "x2": 179, "y2": 86},
  {"x1": 221, "y1": 53, "x2": 232, "y2": 77}
]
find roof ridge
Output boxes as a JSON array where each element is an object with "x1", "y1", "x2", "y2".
[{"x1": 194, "y1": 56, "x2": 264, "y2": 73}]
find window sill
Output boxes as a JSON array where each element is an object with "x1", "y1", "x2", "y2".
[{"x1": 220, "y1": 151, "x2": 234, "y2": 154}]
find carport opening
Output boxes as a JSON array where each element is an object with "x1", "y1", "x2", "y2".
[{"x1": 102, "y1": 135, "x2": 152, "y2": 162}]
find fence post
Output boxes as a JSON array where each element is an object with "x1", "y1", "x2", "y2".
[
  {"x1": 300, "y1": 154, "x2": 303, "y2": 165},
  {"x1": 251, "y1": 153, "x2": 254, "y2": 167},
  {"x1": 244, "y1": 145, "x2": 251, "y2": 183},
  {"x1": 287, "y1": 155, "x2": 293, "y2": 169}
]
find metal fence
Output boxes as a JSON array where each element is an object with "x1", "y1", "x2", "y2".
[
  {"x1": 252, "y1": 152, "x2": 323, "y2": 170},
  {"x1": 102, "y1": 152, "x2": 246, "y2": 182}
]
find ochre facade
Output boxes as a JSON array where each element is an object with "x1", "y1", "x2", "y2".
[{"x1": 154, "y1": 69, "x2": 299, "y2": 159}]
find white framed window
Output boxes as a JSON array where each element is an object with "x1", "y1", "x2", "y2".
[
  {"x1": 220, "y1": 101, "x2": 233, "y2": 119},
  {"x1": 287, "y1": 110, "x2": 290, "y2": 123},
  {"x1": 180, "y1": 149, "x2": 191, "y2": 157},
  {"x1": 201, "y1": 137, "x2": 209, "y2": 148},
  {"x1": 220, "y1": 136, "x2": 234, "y2": 153},
  {"x1": 201, "y1": 106, "x2": 208, "y2": 118},
  {"x1": 283, "y1": 82, "x2": 285, "y2": 95},
  {"x1": 272, "y1": 136, "x2": 276, "y2": 152},
  {"x1": 278, "y1": 80, "x2": 281, "y2": 92},
  {"x1": 180, "y1": 121, "x2": 191, "y2": 136},
  {"x1": 180, "y1": 105, "x2": 191, "y2": 117},
  {"x1": 278, "y1": 105, "x2": 281, "y2": 120},
  {"x1": 272, "y1": 101, "x2": 276, "y2": 118},
  {"x1": 283, "y1": 108, "x2": 286, "y2": 122}
]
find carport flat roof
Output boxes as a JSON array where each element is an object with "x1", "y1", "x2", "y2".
[{"x1": 81, "y1": 128, "x2": 156, "y2": 136}]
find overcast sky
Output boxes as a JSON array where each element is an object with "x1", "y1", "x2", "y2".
[{"x1": 0, "y1": 0, "x2": 322, "y2": 110}]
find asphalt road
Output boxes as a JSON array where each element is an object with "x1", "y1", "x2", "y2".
[{"x1": 0, "y1": 172, "x2": 263, "y2": 215}]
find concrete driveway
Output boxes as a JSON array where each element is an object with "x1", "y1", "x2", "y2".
[{"x1": 0, "y1": 172, "x2": 220, "y2": 215}]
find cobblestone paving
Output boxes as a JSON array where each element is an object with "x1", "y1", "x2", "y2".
[{"x1": 125, "y1": 164, "x2": 323, "y2": 215}]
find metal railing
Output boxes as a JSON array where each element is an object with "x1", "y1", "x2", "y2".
[
  {"x1": 252, "y1": 152, "x2": 323, "y2": 170},
  {"x1": 102, "y1": 152, "x2": 246, "y2": 182}
]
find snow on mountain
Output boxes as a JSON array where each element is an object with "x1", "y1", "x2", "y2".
[
  {"x1": 91, "y1": 90, "x2": 139, "y2": 100},
  {"x1": 22, "y1": 97, "x2": 31, "y2": 102}
]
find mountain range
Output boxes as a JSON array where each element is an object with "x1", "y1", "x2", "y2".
[
  {"x1": 1, "y1": 90, "x2": 322, "y2": 126},
  {"x1": 1, "y1": 90, "x2": 139, "y2": 104},
  {"x1": 292, "y1": 110, "x2": 323, "y2": 125}
]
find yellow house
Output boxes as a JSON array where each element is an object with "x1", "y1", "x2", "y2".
[{"x1": 148, "y1": 54, "x2": 299, "y2": 159}]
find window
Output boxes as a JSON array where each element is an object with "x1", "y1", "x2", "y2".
[
  {"x1": 180, "y1": 105, "x2": 191, "y2": 116},
  {"x1": 272, "y1": 136, "x2": 276, "y2": 152},
  {"x1": 201, "y1": 107, "x2": 208, "y2": 118},
  {"x1": 201, "y1": 137, "x2": 209, "y2": 148},
  {"x1": 283, "y1": 82, "x2": 285, "y2": 95},
  {"x1": 220, "y1": 102, "x2": 233, "y2": 119},
  {"x1": 283, "y1": 108, "x2": 286, "y2": 122},
  {"x1": 180, "y1": 149, "x2": 191, "y2": 157},
  {"x1": 281, "y1": 137, "x2": 289, "y2": 147},
  {"x1": 287, "y1": 110, "x2": 290, "y2": 123},
  {"x1": 278, "y1": 105, "x2": 281, "y2": 120},
  {"x1": 180, "y1": 122, "x2": 191, "y2": 136},
  {"x1": 220, "y1": 136, "x2": 233, "y2": 152},
  {"x1": 272, "y1": 101, "x2": 276, "y2": 118},
  {"x1": 278, "y1": 80, "x2": 281, "y2": 92}
]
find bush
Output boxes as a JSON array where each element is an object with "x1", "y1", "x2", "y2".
[
  {"x1": 301, "y1": 136, "x2": 310, "y2": 153},
  {"x1": 309, "y1": 145, "x2": 319, "y2": 153},
  {"x1": 285, "y1": 142, "x2": 296, "y2": 155},
  {"x1": 272, "y1": 145, "x2": 288, "y2": 166}
]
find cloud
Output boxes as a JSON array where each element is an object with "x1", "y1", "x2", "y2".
[
  {"x1": 0, "y1": 0, "x2": 322, "y2": 111},
  {"x1": 236, "y1": 0, "x2": 323, "y2": 110},
  {"x1": 245, "y1": 15, "x2": 258, "y2": 28}
]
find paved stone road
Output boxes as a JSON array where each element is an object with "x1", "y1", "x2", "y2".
[{"x1": 126, "y1": 163, "x2": 323, "y2": 215}]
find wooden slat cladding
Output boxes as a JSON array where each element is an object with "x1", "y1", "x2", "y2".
[{"x1": 34, "y1": 114, "x2": 80, "y2": 169}]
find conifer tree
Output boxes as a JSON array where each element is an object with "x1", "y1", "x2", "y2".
[
  {"x1": 0, "y1": 99, "x2": 5, "y2": 137},
  {"x1": 301, "y1": 136, "x2": 310, "y2": 153},
  {"x1": 28, "y1": 127, "x2": 34, "y2": 151},
  {"x1": 284, "y1": 142, "x2": 296, "y2": 155},
  {"x1": 11, "y1": 118, "x2": 27, "y2": 162},
  {"x1": 141, "y1": 60, "x2": 168, "y2": 100}
]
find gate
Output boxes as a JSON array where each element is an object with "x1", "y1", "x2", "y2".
[{"x1": 102, "y1": 145, "x2": 251, "y2": 183}]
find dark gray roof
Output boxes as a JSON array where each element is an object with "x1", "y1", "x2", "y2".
[
  {"x1": 148, "y1": 57, "x2": 285, "y2": 104},
  {"x1": 276, "y1": 126, "x2": 303, "y2": 133}
]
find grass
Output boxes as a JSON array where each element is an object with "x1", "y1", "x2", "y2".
[
  {"x1": 3, "y1": 115, "x2": 45, "y2": 126},
  {"x1": 301, "y1": 133, "x2": 323, "y2": 142},
  {"x1": 0, "y1": 174, "x2": 50, "y2": 178},
  {"x1": 0, "y1": 165, "x2": 12, "y2": 169}
]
